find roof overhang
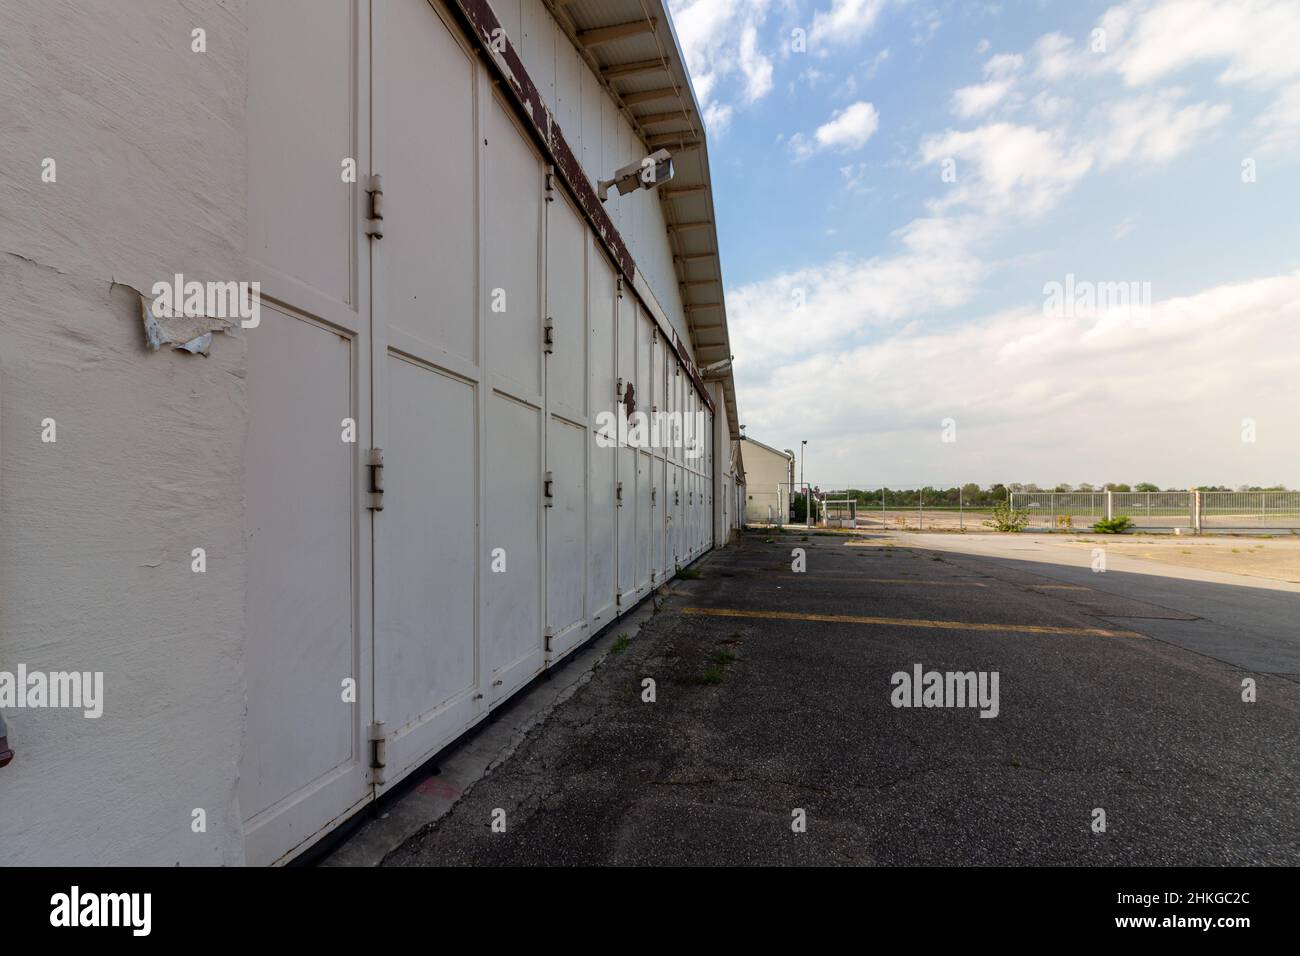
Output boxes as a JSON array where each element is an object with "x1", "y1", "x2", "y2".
[{"x1": 542, "y1": 0, "x2": 740, "y2": 440}]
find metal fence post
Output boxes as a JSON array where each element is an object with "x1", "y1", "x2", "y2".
[
  {"x1": 1104, "y1": 490, "x2": 1113, "y2": 521},
  {"x1": 1193, "y1": 490, "x2": 1201, "y2": 534}
]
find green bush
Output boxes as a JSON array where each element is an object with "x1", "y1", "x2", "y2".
[
  {"x1": 982, "y1": 500, "x2": 1030, "y2": 532},
  {"x1": 1092, "y1": 516, "x2": 1134, "y2": 534}
]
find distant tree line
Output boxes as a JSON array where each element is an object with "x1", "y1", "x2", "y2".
[{"x1": 820, "y1": 483, "x2": 1292, "y2": 508}]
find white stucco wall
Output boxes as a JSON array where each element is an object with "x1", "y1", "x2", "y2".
[
  {"x1": 741, "y1": 438, "x2": 795, "y2": 525},
  {"x1": 0, "y1": 0, "x2": 249, "y2": 864}
]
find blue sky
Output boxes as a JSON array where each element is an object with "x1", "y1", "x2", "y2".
[{"x1": 667, "y1": 0, "x2": 1300, "y2": 489}]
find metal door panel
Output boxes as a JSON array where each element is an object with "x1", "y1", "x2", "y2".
[
  {"x1": 484, "y1": 391, "x2": 545, "y2": 703},
  {"x1": 485, "y1": 92, "x2": 544, "y2": 401},
  {"x1": 480, "y1": 85, "x2": 546, "y2": 703},
  {"x1": 616, "y1": 292, "x2": 636, "y2": 601},
  {"x1": 545, "y1": 191, "x2": 588, "y2": 661},
  {"x1": 370, "y1": 0, "x2": 487, "y2": 796},
  {"x1": 587, "y1": 252, "x2": 617, "y2": 625},
  {"x1": 379, "y1": 0, "x2": 478, "y2": 367},
  {"x1": 373, "y1": 355, "x2": 479, "y2": 784},
  {"x1": 652, "y1": 333, "x2": 668, "y2": 581},
  {"x1": 636, "y1": 449, "x2": 652, "y2": 590},
  {"x1": 545, "y1": 193, "x2": 587, "y2": 422},
  {"x1": 634, "y1": 308, "x2": 653, "y2": 591},
  {"x1": 241, "y1": 302, "x2": 372, "y2": 866},
  {"x1": 242, "y1": 0, "x2": 373, "y2": 865},
  {"x1": 546, "y1": 416, "x2": 587, "y2": 660}
]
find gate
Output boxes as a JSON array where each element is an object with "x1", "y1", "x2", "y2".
[{"x1": 1200, "y1": 491, "x2": 1300, "y2": 531}]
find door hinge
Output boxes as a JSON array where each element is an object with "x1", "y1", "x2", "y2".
[
  {"x1": 545, "y1": 166, "x2": 556, "y2": 202},
  {"x1": 543, "y1": 316, "x2": 554, "y2": 354},
  {"x1": 369, "y1": 721, "x2": 387, "y2": 783},
  {"x1": 616, "y1": 480, "x2": 624, "y2": 506},
  {"x1": 365, "y1": 174, "x2": 384, "y2": 239},
  {"x1": 651, "y1": 486, "x2": 657, "y2": 505},
  {"x1": 367, "y1": 448, "x2": 385, "y2": 510},
  {"x1": 544, "y1": 627, "x2": 554, "y2": 653},
  {"x1": 543, "y1": 470, "x2": 554, "y2": 507},
  {"x1": 616, "y1": 276, "x2": 624, "y2": 299},
  {"x1": 675, "y1": 490, "x2": 680, "y2": 506}
]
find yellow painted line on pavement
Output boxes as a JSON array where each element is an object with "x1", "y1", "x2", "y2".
[
  {"x1": 681, "y1": 606, "x2": 1144, "y2": 638},
  {"x1": 1032, "y1": 584, "x2": 1090, "y2": 591}
]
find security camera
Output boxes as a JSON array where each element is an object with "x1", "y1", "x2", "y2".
[{"x1": 598, "y1": 149, "x2": 675, "y2": 201}]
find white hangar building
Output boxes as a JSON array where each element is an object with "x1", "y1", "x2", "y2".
[{"x1": 0, "y1": 0, "x2": 743, "y2": 865}]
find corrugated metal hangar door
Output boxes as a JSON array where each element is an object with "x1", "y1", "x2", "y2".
[{"x1": 242, "y1": 0, "x2": 718, "y2": 865}]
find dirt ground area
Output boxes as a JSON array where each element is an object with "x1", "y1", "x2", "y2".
[
  {"x1": 1016, "y1": 534, "x2": 1300, "y2": 584},
  {"x1": 757, "y1": 521, "x2": 1300, "y2": 582}
]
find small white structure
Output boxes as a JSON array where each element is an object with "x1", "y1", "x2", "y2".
[
  {"x1": 821, "y1": 499, "x2": 858, "y2": 528},
  {"x1": 740, "y1": 437, "x2": 796, "y2": 524}
]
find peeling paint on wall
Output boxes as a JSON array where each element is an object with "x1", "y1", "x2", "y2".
[{"x1": 138, "y1": 294, "x2": 230, "y2": 355}]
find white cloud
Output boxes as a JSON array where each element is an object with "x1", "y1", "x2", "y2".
[
  {"x1": 726, "y1": 214, "x2": 987, "y2": 366},
  {"x1": 984, "y1": 53, "x2": 1024, "y2": 79},
  {"x1": 1032, "y1": 32, "x2": 1089, "y2": 82},
  {"x1": 1028, "y1": 1, "x2": 1300, "y2": 158},
  {"x1": 951, "y1": 55, "x2": 1023, "y2": 118},
  {"x1": 1031, "y1": 90, "x2": 1070, "y2": 122},
  {"x1": 738, "y1": 21, "x2": 774, "y2": 102},
  {"x1": 791, "y1": 101, "x2": 881, "y2": 158},
  {"x1": 810, "y1": 0, "x2": 890, "y2": 50},
  {"x1": 865, "y1": 48, "x2": 892, "y2": 79},
  {"x1": 668, "y1": 0, "x2": 776, "y2": 126},
  {"x1": 1254, "y1": 82, "x2": 1300, "y2": 155},
  {"x1": 703, "y1": 102, "x2": 734, "y2": 133},
  {"x1": 911, "y1": 8, "x2": 943, "y2": 46},
  {"x1": 839, "y1": 162, "x2": 872, "y2": 193},
  {"x1": 1110, "y1": 0, "x2": 1300, "y2": 89},
  {"x1": 1094, "y1": 91, "x2": 1230, "y2": 167},
  {"x1": 951, "y1": 79, "x2": 1014, "y2": 118},
  {"x1": 920, "y1": 122, "x2": 1093, "y2": 217},
  {"x1": 737, "y1": 271, "x2": 1300, "y2": 486}
]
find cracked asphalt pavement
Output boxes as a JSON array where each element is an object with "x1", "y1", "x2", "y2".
[{"x1": 383, "y1": 530, "x2": 1299, "y2": 866}]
